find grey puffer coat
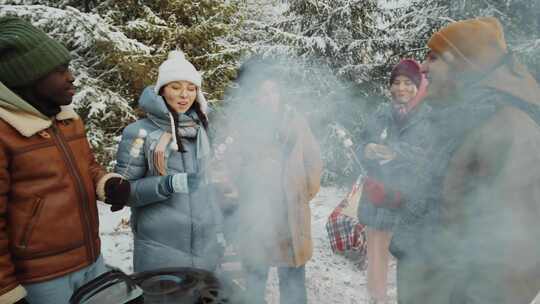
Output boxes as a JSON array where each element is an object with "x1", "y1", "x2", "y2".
[{"x1": 115, "y1": 86, "x2": 220, "y2": 272}]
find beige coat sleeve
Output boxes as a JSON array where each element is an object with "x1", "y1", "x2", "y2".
[{"x1": 298, "y1": 116, "x2": 322, "y2": 202}]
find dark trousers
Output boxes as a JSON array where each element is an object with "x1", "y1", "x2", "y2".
[{"x1": 244, "y1": 264, "x2": 307, "y2": 304}]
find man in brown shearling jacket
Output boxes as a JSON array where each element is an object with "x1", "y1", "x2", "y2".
[{"x1": 0, "y1": 17, "x2": 130, "y2": 303}]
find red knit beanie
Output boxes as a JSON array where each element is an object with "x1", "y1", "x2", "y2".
[{"x1": 390, "y1": 59, "x2": 422, "y2": 88}]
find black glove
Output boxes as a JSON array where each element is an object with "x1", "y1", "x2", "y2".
[
  {"x1": 15, "y1": 298, "x2": 30, "y2": 304},
  {"x1": 104, "y1": 177, "x2": 131, "y2": 212}
]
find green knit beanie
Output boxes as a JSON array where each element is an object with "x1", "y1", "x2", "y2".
[{"x1": 0, "y1": 17, "x2": 71, "y2": 88}]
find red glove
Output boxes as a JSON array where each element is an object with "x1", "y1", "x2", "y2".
[
  {"x1": 363, "y1": 177, "x2": 385, "y2": 205},
  {"x1": 363, "y1": 177, "x2": 402, "y2": 208}
]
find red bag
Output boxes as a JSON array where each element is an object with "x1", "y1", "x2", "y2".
[{"x1": 325, "y1": 176, "x2": 367, "y2": 266}]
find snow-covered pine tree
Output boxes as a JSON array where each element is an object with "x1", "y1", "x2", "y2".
[
  {"x1": 374, "y1": 0, "x2": 447, "y2": 82},
  {"x1": 90, "y1": 0, "x2": 244, "y2": 104},
  {"x1": 253, "y1": 0, "x2": 446, "y2": 184},
  {"x1": 0, "y1": 3, "x2": 150, "y2": 167},
  {"x1": 230, "y1": 0, "x2": 289, "y2": 55},
  {"x1": 432, "y1": 0, "x2": 539, "y2": 80},
  {"x1": 1, "y1": 0, "x2": 247, "y2": 167},
  {"x1": 250, "y1": 0, "x2": 385, "y2": 184}
]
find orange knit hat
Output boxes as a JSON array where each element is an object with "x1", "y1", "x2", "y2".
[{"x1": 427, "y1": 17, "x2": 508, "y2": 72}]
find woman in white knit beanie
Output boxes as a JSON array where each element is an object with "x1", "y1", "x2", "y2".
[
  {"x1": 114, "y1": 50, "x2": 222, "y2": 272},
  {"x1": 155, "y1": 50, "x2": 209, "y2": 150}
]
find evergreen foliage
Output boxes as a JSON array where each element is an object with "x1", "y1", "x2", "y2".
[
  {"x1": 0, "y1": 1, "x2": 244, "y2": 168},
  {"x1": 91, "y1": 0, "x2": 244, "y2": 102},
  {"x1": 1, "y1": 0, "x2": 537, "y2": 184},
  {"x1": 0, "y1": 4, "x2": 149, "y2": 166},
  {"x1": 248, "y1": 0, "x2": 446, "y2": 184},
  {"x1": 434, "y1": 0, "x2": 539, "y2": 79}
]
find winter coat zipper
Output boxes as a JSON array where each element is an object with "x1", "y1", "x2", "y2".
[{"x1": 50, "y1": 122, "x2": 96, "y2": 261}]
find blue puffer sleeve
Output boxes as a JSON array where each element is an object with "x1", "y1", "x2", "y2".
[{"x1": 114, "y1": 122, "x2": 169, "y2": 207}]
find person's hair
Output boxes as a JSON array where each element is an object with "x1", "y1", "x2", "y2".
[
  {"x1": 235, "y1": 55, "x2": 285, "y2": 98},
  {"x1": 389, "y1": 59, "x2": 422, "y2": 89},
  {"x1": 192, "y1": 99, "x2": 209, "y2": 130},
  {"x1": 159, "y1": 86, "x2": 208, "y2": 153}
]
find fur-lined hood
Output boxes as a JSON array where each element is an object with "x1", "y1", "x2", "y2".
[{"x1": 0, "y1": 81, "x2": 79, "y2": 138}]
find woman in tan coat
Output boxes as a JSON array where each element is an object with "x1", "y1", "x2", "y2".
[{"x1": 220, "y1": 57, "x2": 322, "y2": 304}]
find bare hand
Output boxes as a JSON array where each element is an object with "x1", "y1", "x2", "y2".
[{"x1": 154, "y1": 132, "x2": 172, "y2": 176}]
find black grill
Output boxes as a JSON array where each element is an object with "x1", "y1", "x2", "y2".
[
  {"x1": 132, "y1": 267, "x2": 237, "y2": 304},
  {"x1": 70, "y1": 267, "x2": 243, "y2": 304}
]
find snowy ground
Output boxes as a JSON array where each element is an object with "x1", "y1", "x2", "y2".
[{"x1": 99, "y1": 187, "x2": 397, "y2": 303}]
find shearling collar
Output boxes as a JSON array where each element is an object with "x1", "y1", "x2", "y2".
[
  {"x1": 0, "y1": 81, "x2": 79, "y2": 138},
  {"x1": 0, "y1": 105, "x2": 79, "y2": 138}
]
